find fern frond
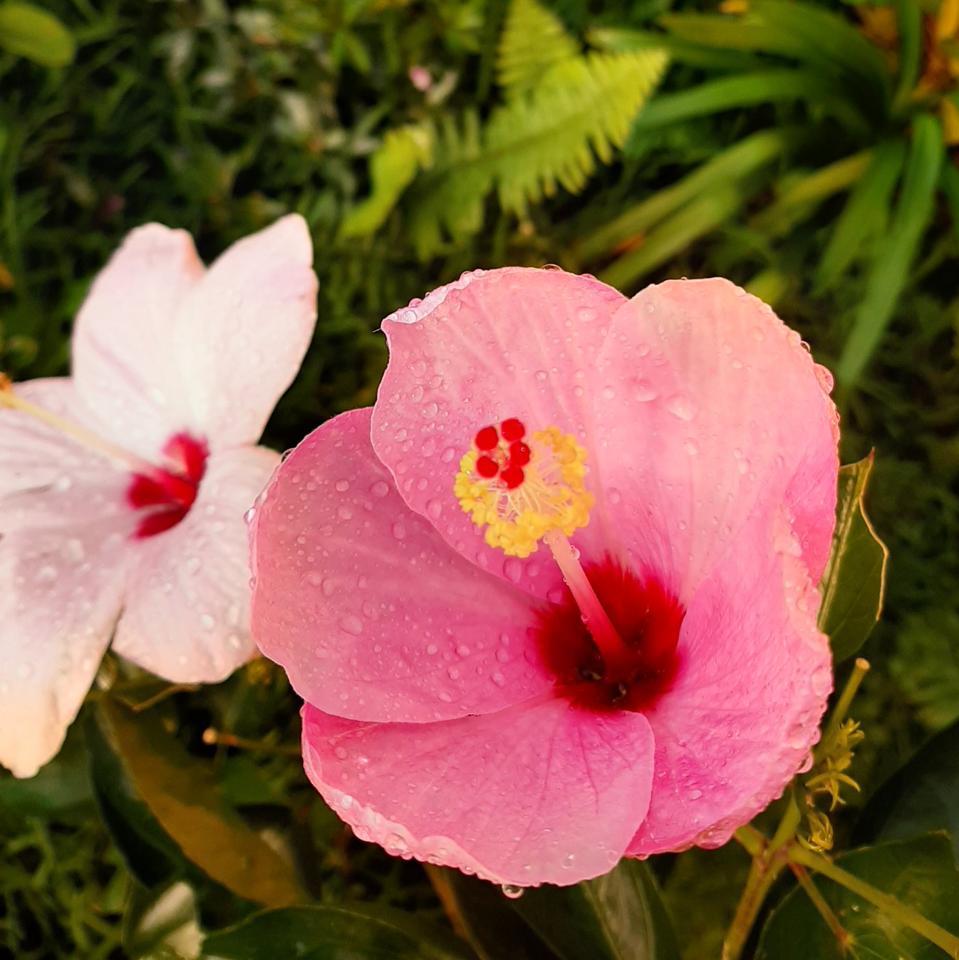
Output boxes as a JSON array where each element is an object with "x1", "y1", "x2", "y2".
[
  {"x1": 406, "y1": 110, "x2": 490, "y2": 258},
  {"x1": 339, "y1": 124, "x2": 432, "y2": 239},
  {"x1": 488, "y1": 50, "x2": 669, "y2": 213},
  {"x1": 404, "y1": 51, "x2": 669, "y2": 257},
  {"x1": 497, "y1": 0, "x2": 578, "y2": 95}
]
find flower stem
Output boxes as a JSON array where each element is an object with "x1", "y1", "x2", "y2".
[
  {"x1": 543, "y1": 530, "x2": 632, "y2": 676},
  {"x1": 815, "y1": 658, "x2": 870, "y2": 763},
  {"x1": 723, "y1": 830, "x2": 788, "y2": 960},
  {"x1": 788, "y1": 863, "x2": 850, "y2": 949},
  {"x1": 790, "y1": 844, "x2": 959, "y2": 958},
  {"x1": 0, "y1": 373, "x2": 157, "y2": 475}
]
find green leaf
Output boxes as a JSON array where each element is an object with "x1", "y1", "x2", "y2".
[
  {"x1": 629, "y1": 70, "x2": 851, "y2": 137},
  {"x1": 497, "y1": 0, "x2": 578, "y2": 95},
  {"x1": 818, "y1": 453, "x2": 889, "y2": 661},
  {"x1": 339, "y1": 125, "x2": 432, "y2": 239},
  {"x1": 815, "y1": 140, "x2": 906, "y2": 292},
  {"x1": 0, "y1": 1, "x2": 75, "y2": 67},
  {"x1": 510, "y1": 859, "x2": 680, "y2": 960},
  {"x1": 588, "y1": 25, "x2": 766, "y2": 72},
  {"x1": 660, "y1": 0, "x2": 890, "y2": 120},
  {"x1": 855, "y1": 719, "x2": 959, "y2": 860},
  {"x1": 598, "y1": 178, "x2": 759, "y2": 290},
  {"x1": 201, "y1": 905, "x2": 474, "y2": 960},
  {"x1": 757, "y1": 835, "x2": 959, "y2": 959},
  {"x1": 941, "y1": 161, "x2": 959, "y2": 244},
  {"x1": 577, "y1": 127, "x2": 794, "y2": 263},
  {"x1": 836, "y1": 115, "x2": 943, "y2": 387},
  {"x1": 96, "y1": 697, "x2": 306, "y2": 908}
]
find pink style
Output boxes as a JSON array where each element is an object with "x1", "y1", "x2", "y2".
[
  {"x1": 0, "y1": 216, "x2": 317, "y2": 778},
  {"x1": 250, "y1": 268, "x2": 840, "y2": 888}
]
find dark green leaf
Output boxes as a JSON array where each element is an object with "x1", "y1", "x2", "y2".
[
  {"x1": 818, "y1": 454, "x2": 889, "y2": 660},
  {"x1": 855, "y1": 719, "x2": 959, "y2": 860},
  {"x1": 757, "y1": 835, "x2": 959, "y2": 959},
  {"x1": 96, "y1": 697, "x2": 306, "y2": 908},
  {"x1": 0, "y1": 1, "x2": 75, "y2": 66},
  {"x1": 836, "y1": 115, "x2": 943, "y2": 387},
  {"x1": 427, "y1": 868, "x2": 558, "y2": 960},
  {"x1": 510, "y1": 859, "x2": 680, "y2": 960},
  {"x1": 201, "y1": 905, "x2": 475, "y2": 960}
]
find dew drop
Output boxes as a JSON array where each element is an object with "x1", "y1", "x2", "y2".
[
  {"x1": 392, "y1": 521, "x2": 407, "y2": 541},
  {"x1": 339, "y1": 614, "x2": 364, "y2": 636},
  {"x1": 370, "y1": 480, "x2": 390, "y2": 498},
  {"x1": 335, "y1": 479, "x2": 350, "y2": 492},
  {"x1": 666, "y1": 395, "x2": 696, "y2": 421},
  {"x1": 501, "y1": 884, "x2": 525, "y2": 899},
  {"x1": 503, "y1": 558, "x2": 523, "y2": 583},
  {"x1": 633, "y1": 380, "x2": 658, "y2": 402},
  {"x1": 601, "y1": 386, "x2": 615, "y2": 400}
]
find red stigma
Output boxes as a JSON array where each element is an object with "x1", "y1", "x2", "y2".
[
  {"x1": 476, "y1": 455, "x2": 499, "y2": 478},
  {"x1": 474, "y1": 426, "x2": 499, "y2": 451},
  {"x1": 509, "y1": 441, "x2": 531, "y2": 467},
  {"x1": 127, "y1": 432, "x2": 208, "y2": 539},
  {"x1": 501, "y1": 418, "x2": 525, "y2": 442},
  {"x1": 500, "y1": 465, "x2": 525, "y2": 489}
]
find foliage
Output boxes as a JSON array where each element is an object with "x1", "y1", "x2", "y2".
[{"x1": 2, "y1": 0, "x2": 959, "y2": 957}]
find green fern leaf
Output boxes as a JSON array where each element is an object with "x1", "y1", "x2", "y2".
[
  {"x1": 497, "y1": 0, "x2": 578, "y2": 95},
  {"x1": 339, "y1": 125, "x2": 432, "y2": 239},
  {"x1": 489, "y1": 50, "x2": 669, "y2": 213}
]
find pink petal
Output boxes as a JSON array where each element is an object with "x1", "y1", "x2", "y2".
[
  {"x1": 372, "y1": 268, "x2": 628, "y2": 600},
  {"x1": 177, "y1": 215, "x2": 318, "y2": 447},
  {"x1": 0, "y1": 382, "x2": 133, "y2": 776},
  {"x1": 590, "y1": 278, "x2": 839, "y2": 599},
  {"x1": 250, "y1": 408, "x2": 554, "y2": 723},
  {"x1": 112, "y1": 446, "x2": 279, "y2": 682},
  {"x1": 302, "y1": 695, "x2": 654, "y2": 886},
  {"x1": 627, "y1": 510, "x2": 832, "y2": 855},
  {"x1": 71, "y1": 225, "x2": 205, "y2": 459}
]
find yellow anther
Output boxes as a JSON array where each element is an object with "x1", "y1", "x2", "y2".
[{"x1": 453, "y1": 427, "x2": 593, "y2": 558}]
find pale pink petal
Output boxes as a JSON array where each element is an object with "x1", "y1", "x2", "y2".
[
  {"x1": 372, "y1": 268, "x2": 628, "y2": 600},
  {"x1": 590, "y1": 278, "x2": 839, "y2": 600},
  {"x1": 302, "y1": 696, "x2": 655, "y2": 886},
  {"x1": 177, "y1": 215, "x2": 318, "y2": 448},
  {"x1": 0, "y1": 378, "x2": 135, "y2": 776},
  {"x1": 71, "y1": 225, "x2": 204, "y2": 459},
  {"x1": 627, "y1": 510, "x2": 832, "y2": 855},
  {"x1": 113, "y1": 446, "x2": 279, "y2": 682},
  {"x1": 250, "y1": 408, "x2": 554, "y2": 723}
]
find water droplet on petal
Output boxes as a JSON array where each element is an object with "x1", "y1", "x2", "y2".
[
  {"x1": 340, "y1": 614, "x2": 364, "y2": 636},
  {"x1": 501, "y1": 884, "x2": 525, "y2": 899},
  {"x1": 666, "y1": 395, "x2": 696, "y2": 421},
  {"x1": 370, "y1": 480, "x2": 390, "y2": 498}
]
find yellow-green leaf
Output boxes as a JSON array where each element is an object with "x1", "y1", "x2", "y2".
[{"x1": 0, "y1": 2, "x2": 75, "y2": 67}]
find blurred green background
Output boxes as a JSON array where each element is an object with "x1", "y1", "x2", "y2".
[{"x1": 2, "y1": 0, "x2": 959, "y2": 956}]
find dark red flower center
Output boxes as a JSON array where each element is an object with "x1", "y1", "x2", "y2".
[
  {"x1": 126, "y1": 432, "x2": 208, "y2": 539},
  {"x1": 536, "y1": 558, "x2": 685, "y2": 712}
]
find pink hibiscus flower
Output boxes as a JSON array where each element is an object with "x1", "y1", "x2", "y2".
[
  {"x1": 249, "y1": 269, "x2": 839, "y2": 887},
  {"x1": 0, "y1": 215, "x2": 317, "y2": 778}
]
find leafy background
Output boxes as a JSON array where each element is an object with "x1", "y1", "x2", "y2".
[{"x1": 1, "y1": 0, "x2": 959, "y2": 957}]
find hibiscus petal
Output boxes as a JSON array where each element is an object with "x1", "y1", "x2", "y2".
[
  {"x1": 0, "y1": 384, "x2": 131, "y2": 776},
  {"x1": 72, "y1": 225, "x2": 205, "y2": 459},
  {"x1": 372, "y1": 267, "x2": 628, "y2": 600},
  {"x1": 302, "y1": 696, "x2": 654, "y2": 886},
  {"x1": 112, "y1": 446, "x2": 279, "y2": 682},
  {"x1": 177, "y1": 215, "x2": 318, "y2": 448},
  {"x1": 627, "y1": 510, "x2": 832, "y2": 856},
  {"x1": 592, "y1": 278, "x2": 839, "y2": 598},
  {"x1": 250, "y1": 408, "x2": 554, "y2": 724}
]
